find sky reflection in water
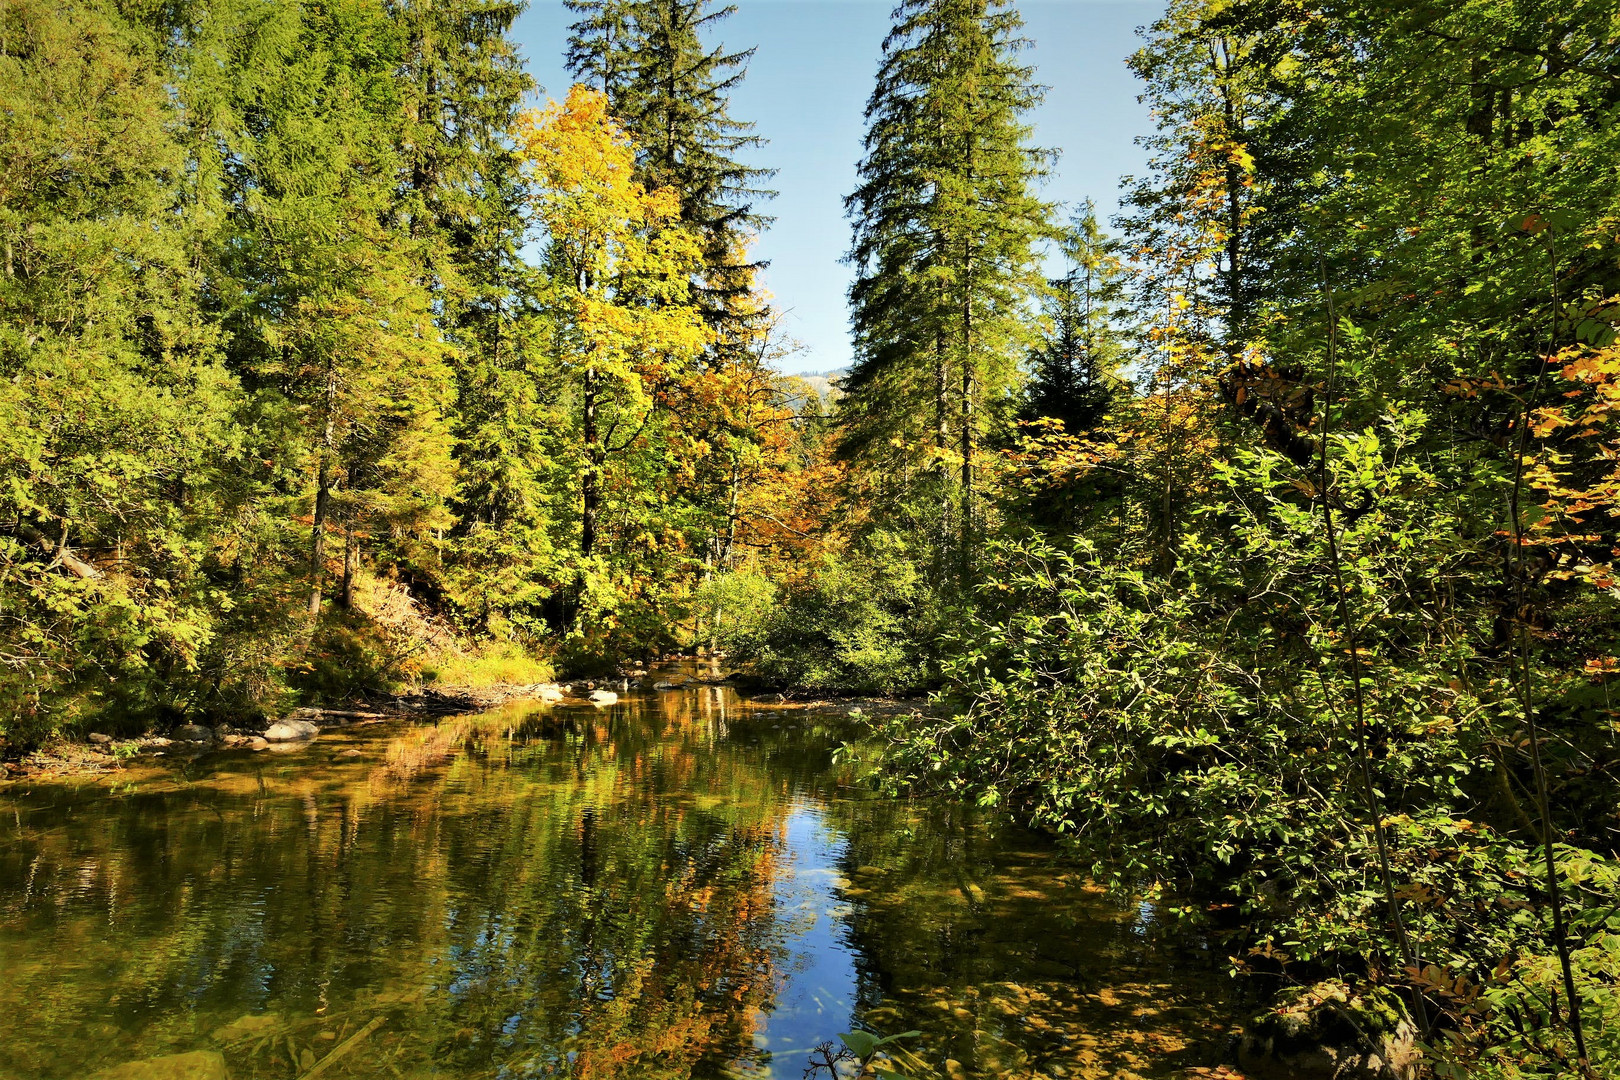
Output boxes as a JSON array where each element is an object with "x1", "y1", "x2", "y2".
[{"x1": 0, "y1": 676, "x2": 1231, "y2": 1079}]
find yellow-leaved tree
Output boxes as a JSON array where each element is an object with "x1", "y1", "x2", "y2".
[{"x1": 515, "y1": 85, "x2": 709, "y2": 597}]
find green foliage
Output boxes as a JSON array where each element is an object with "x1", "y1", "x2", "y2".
[
  {"x1": 727, "y1": 536, "x2": 942, "y2": 694},
  {"x1": 690, "y1": 569, "x2": 778, "y2": 652},
  {"x1": 1022, "y1": 203, "x2": 1125, "y2": 440},
  {"x1": 417, "y1": 640, "x2": 556, "y2": 687},
  {"x1": 869, "y1": 1, "x2": 1620, "y2": 1073},
  {"x1": 885, "y1": 422, "x2": 1620, "y2": 1069},
  {"x1": 843, "y1": 0, "x2": 1057, "y2": 578},
  {"x1": 0, "y1": 0, "x2": 239, "y2": 742}
]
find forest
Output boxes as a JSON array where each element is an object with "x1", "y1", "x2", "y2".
[{"x1": 2, "y1": 0, "x2": 1619, "y2": 1076}]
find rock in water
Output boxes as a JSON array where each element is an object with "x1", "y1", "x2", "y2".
[
  {"x1": 588, "y1": 690, "x2": 618, "y2": 706},
  {"x1": 1238, "y1": 980, "x2": 1418, "y2": 1080},
  {"x1": 263, "y1": 719, "x2": 320, "y2": 742},
  {"x1": 174, "y1": 724, "x2": 214, "y2": 743},
  {"x1": 212, "y1": 1012, "x2": 280, "y2": 1042},
  {"x1": 534, "y1": 684, "x2": 564, "y2": 702},
  {"x1": 88, "y1": 1050, "x2": 228, "y2": 1080}
]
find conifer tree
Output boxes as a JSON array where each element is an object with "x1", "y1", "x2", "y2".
[
  {"x1": 0, "y1": 0, "x2": 237, "y2": 728},
  {"x1": 564, "y1": 0, "x2": 774, "y2": 346},
  {"x1": 220, "y1": 0, "x2": 454, "y2": 616},
  {"x1": 844, "y1": 0, "x2": 1055, "y2": 579},
  {"x1": 388, "y1": 0, "x2": 551, "y2": 632},
  {"x1": 563, "y1": 0, "x2": 640, "y2": 104},
  {"x1": 1024, "y1": 203, "x2": 1124, "y2": 437}
]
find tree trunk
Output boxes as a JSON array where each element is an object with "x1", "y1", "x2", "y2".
[
  {"x1": 722, "y1": 456, "x2": 740, "y2": 570},
  {"x1": 309, "y1": 457, "x2": 329, "y2": 616},
  {"x1": 341, "y1": 524, "x2": 358, "y2": 610},
  {"x1": 16, "y1": 521, "x2": 100, "y2": 579},
  {"x1": 959, "y1": 242, "x2": 975, "y2": 587},
  {"x1": 960, "y1": 358, "x2": 974, "y2": 586},
  {"x1": 582, "y1": 364, "x2": 600, "y2": 558},
  {"x1": 309, "y1": 383, "x2": 335, "y2": 616},
  {"x1": 935, "y1": 334, "x2": 949, "y2": 480}
]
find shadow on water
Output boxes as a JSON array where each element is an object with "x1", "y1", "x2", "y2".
[{"x1": 0, "y1": 665, "x2": 1235, "y2": 1079}]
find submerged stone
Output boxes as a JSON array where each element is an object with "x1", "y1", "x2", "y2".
[
  {"x1": 88, "y1": 1050, "x2": 228, "y2": 1080},
  {"x1": 212, "y1": 1012, "x2": 280, "y2": 1042}
]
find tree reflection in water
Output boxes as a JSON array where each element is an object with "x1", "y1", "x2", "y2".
[{"x1": 0, "y1": 678, "x2": 1232, "y2": 1080}]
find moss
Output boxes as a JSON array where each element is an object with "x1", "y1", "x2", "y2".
[{"x1": 1252, "y1": 980, "x2": 1410, "y2": 1053}]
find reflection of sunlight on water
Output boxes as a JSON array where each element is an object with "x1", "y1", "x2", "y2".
[
  {"x1": 750, "y1": 798, "x2": 859, "y2": 1077},
  {"x1": 1132, "y1": 899, "x2": 1157, "y2": 937}
]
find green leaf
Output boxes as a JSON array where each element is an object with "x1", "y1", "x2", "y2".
[{"x1": 838, "y1": 1030, "x2": 879, "y2": 1059}]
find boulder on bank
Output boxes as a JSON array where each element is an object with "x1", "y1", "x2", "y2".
[
  {"x1": 88, "y1": 1050, "x2": 228, "y2": 1080},
  {"x1": 174, "y1": 724, "x2": 214, "y2": 743},
  {"x1": 534, "y1": 684, "x2": 564, "y2": 702},
  {"x1": 1237, "y1": 981, "x2": 1417, "y2": 1080},
  {"x1": 264, "y1": 719, "x2": 320, "y2": 742}
]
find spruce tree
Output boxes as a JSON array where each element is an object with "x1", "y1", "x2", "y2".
[
  {"x1": 218, "y1": 0, "x2": 455, "y2": 616},
  {"x1": 388, "y1": 0, "x2": 551, "y2": 633},
  {"x1": 1024, "y1": 203, "x2": 1123, "y2": 437},
  {"x1": 844, "y1": 0, "x2": 1055, "y2": 579},
  {"x1": 563, "y1": 0, "x2": 640, "y2": 104},
  {"x1": 564, "y1": 0, "x2": 774, "y2": 348}
]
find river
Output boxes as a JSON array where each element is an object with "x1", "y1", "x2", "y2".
[{"x1": 0, "y1": 666, "x2": 1233, "y2": 1079}]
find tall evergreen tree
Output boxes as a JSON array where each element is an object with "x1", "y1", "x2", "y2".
[
  {"x1": 0, "y1": 0, "x2": 238, "y2": 729},
  {"x1": 563, "y1": 0, "x2": 640, "y2": 103},
  {"x1": 1023, "y1": 203, "x2": 1124, "y2": 437},
  {"x1": 844, "y1": 0, "x2": 1056, "y2": 579},
  {"x1": 387, "y1": 0, "x2": 552, "y2": 632},
  {"x1": 218, "y1": 0, "x2": 455, "y2": 616},
  {"x1": 563, "y1": 0, "x2": 774, "y2": 348}
]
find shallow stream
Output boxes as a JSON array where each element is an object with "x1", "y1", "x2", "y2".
[{"x1": 0, "y1": 666, "x2": 1233, "y2": 1079}]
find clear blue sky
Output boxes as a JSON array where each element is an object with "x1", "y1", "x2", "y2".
[{"x1": 512, "y1": 1, "x2": 1164, "y2": 374}]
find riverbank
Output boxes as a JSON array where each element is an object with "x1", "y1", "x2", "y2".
[{"x1": 0, "y1": 662, "x2": 924, "y2": 783}]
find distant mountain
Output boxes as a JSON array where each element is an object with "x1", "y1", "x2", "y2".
[{"x1": 781, "y1": 367, "x2": 845, "y2": 405}]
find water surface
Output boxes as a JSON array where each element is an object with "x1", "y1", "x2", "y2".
[{"x1": 0, "y1": 672, "x2": 1231, "y2": 1079}]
